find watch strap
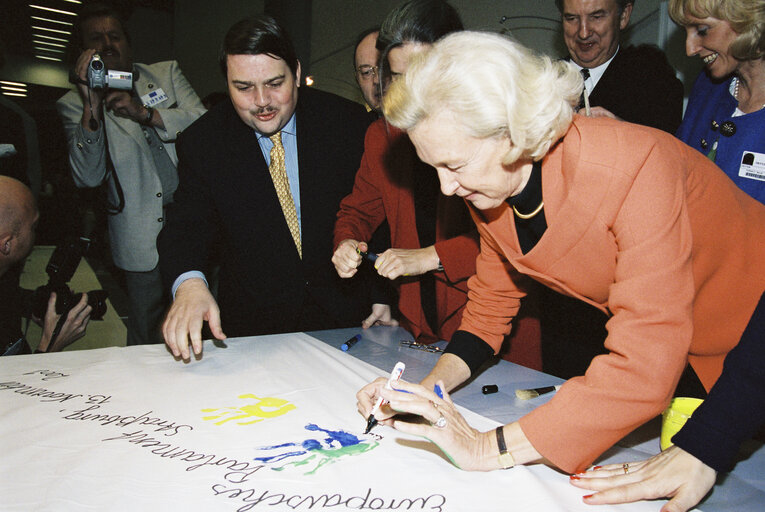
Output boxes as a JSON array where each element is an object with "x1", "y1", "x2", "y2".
[
  {"x1": 496, "y1": 426, "x2": 515, "y2": 469},
  {"x1": 142, "y1": 106, "x2": 154, "y2": 124}
]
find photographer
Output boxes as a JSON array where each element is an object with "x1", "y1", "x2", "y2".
[
  {"x1": 0, "y1": 176, "x2": 92, "y2": 356},
  {"x1": 56, "y1": 2, "x2": 205, "y2": 346}
]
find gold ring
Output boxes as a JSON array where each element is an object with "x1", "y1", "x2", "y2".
[{"x1": 623, "y1": 463, "x2": 630, "y2": 474}]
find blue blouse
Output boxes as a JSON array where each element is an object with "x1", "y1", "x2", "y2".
[{"x1": 676, "y1": 71, "x2": 765, "y2": 204}]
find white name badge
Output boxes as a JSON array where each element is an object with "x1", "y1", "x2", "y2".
[
  {"x1": 140, "y1": 88, "x2": 169, "y2": 108},
  {"x1": 739, "y1": 151, "x2": 765, "y2": 182}
]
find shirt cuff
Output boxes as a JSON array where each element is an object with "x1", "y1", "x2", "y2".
[
  {"x1": 171, "y1": 271, "x2": 208, "y2": 298},
  {"x1": 445, "y1": 330, "x2": 495, "y2": 375}
]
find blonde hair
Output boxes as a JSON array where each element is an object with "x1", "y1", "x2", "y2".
[
  {"x1": 669, "y1": 0, "x2": 765, "y2": 60},
  {"x1": 383, "y1": 31, "x2": 581, "y2": 164}
]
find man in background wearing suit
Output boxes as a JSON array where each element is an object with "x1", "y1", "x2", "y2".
[
  {"x1": 557, "y1": 0, "x2": 684, "y2": 133},
  {"x1": 159, "y1": 15, "x2": 372, "y2": 360},
  {"x1": 543, "y1": 0, "x2": 688, "y2": 381},
  {"x1": 57, "y1": 3, "x2": 205, "y2": 346}
]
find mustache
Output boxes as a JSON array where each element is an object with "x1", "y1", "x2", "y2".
[{"x1": 251, "y1": 106, "x2": 277, "y2": 115}]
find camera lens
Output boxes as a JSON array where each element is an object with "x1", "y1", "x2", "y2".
[
  {"x1": 86, "y1": 290, "x2": 109, "y2": 320},
  {"x1": 91, "y1": 59, "x2": 104, "y2": 70}
]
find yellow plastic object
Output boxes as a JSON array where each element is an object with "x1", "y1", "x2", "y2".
[{"x1": 660, "y1": 397, "x2": 704, "y2": 450}]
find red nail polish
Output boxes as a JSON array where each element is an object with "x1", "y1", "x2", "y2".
[
  {"x1": 592, "y1": 465, "x2": 602, "y2": 470},
  {"x1": 569, "y1": 474, "x2": 581, "y2": 480},
  {"x1": 583, "y1": 494, "x2": 594, "y2": 500}
]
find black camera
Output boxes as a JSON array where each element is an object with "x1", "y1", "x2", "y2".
[{"x1": 31, "y1": 237, "x2": 108, "y2": 320}]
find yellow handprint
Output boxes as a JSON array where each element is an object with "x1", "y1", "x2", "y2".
[{"x1": 201, "y1": 393, "x2": 296, "y2": 426}]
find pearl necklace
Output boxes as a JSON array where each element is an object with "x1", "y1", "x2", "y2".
[{"x1": 732, "y1": 76, "x2": 765, "y2": 111}]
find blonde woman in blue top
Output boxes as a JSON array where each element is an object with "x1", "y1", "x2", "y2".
[{"x1": 673, "y1": 0, "x2": 765, "y2": 204}]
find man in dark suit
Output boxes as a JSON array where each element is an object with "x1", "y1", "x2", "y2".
[
  {"x1": 542, "y1": 0, "x2": 688, "y2": 382},
  {"x1": 557, "y1": 0, "x2": 684, "y2": 133},
  {"x1": 158, "y1": 15, "x2": 371, "y2": 360}
]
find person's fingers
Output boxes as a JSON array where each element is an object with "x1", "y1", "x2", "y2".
[
  {"x1": 390, "y1": 417, "x2": 432, "y2": 437},
  {"x1": 660, "y1": 491, "x2": 699, "y2": 512},
  {"x1": 188, "y1": 315, "x2": 204, "y2": 356},
  {"x1": 577, "y1": 460, "x2": 649, "y2": 479},
  {"x1": 75, "y1": 49, "x2": 97, "y2": 80},
  {"x1": 390, "y1": 378, "x2": 440, "y2": 401},
  {"x1": 333, "y1": 241, "x2": 363, "y2": 277},
  {"x1": 46, "y1": 292, "x2": 58, "y2": 313},
  {"x1": 571, "y1": 470, "x2": 642, "y2": 491},
  {"x1": 358, "y1": 241, "x2": 368, "y2": 253},
  {"x1": 383, "y1": 380, "x2": 445, "y2": 423},
  {"x1": 582, "y1": 481, "x2": 655, "y2": 506},
  {"x1": 362, "y1": 309, "x2": 381, "y2": 328},
  {"x1": 375, "y1": 252, "x2": 404, "y2": 280},
  {"x1": 69, "y1": 305, "x2": 93, "y2": 323},
  {"x1": 206, "y1": 306, "x2": 226, "y2": 340},
  {"x1": 356, "y1": 378, "x2": 388, "y2": 417},
  {"x1": 162, "y1": 314, "x2": 180, "y2": 357},
  {"x1": 173, "y1": 318, "x2": 191, "y2": 360}
]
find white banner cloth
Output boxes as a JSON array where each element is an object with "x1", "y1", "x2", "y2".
[{"x1": 0, "y1": 333, "x2": 668, "y2": 511}]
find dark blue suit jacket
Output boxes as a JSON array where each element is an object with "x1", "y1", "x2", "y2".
[{"x1": 159, "y1": 87, "x2": 372, "y2": 336}]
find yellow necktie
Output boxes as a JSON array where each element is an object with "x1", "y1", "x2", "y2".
[{"x1": 268, "y1": 132, "x2": 302, "y2": 258}]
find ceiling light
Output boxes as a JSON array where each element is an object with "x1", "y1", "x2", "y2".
[
  {"x1": 62, "y1": 0, "x2": 82, "y2": 3},
  {"x1": 1, "y1": 87, "x2": 27, "y2": 93},
  {"x1": 32, "y1": 25, "x2": 71, "y2": 35},
  {"x1": 33, "y1": 39, "x2": 66, "y2": 48},
  {"x1": 29, "y1": 5, "x2": 77, "y2": 16},
  {"x1": 31, "y1": 15, "x2": 73, "y2": 26},
  {"x1": 35, "y1": 55, "x2": 63, "y2": 62},
  {"x1": 0, "y1": 80, "x2": 27, "y2": 87},
  {"x1": 32, "y1": 33, "x2": 69, "y2": 42},
  {"x1": 2, "y1": 92, "x2": 28, "y2": 97},
  {"x1": 34, "y1": 46, "x2": 65, "y2": 53}
]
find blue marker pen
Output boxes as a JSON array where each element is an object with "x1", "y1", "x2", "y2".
[
  {"x1": 341, "y1": 334, "x2": 361, "y2": 351},
  {"x1": 356, "y1": 246, "x2": 378, "y2": 263}
]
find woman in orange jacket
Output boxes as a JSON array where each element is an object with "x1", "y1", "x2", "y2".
[{"x1": 355, "y1": 30, "x2": 765, "y2": 479}]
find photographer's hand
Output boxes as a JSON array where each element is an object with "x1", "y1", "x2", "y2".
[
  {"x1": 38, "y1": 292, "x2": 92, "y2": 353},
  {"x1": 74, "y1": 49, "x2": 105, "y2": 131},
  {"x1": 104, "y1": 91, "x2": 165, "y2": 129}
]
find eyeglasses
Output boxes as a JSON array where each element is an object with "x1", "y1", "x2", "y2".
[{"x1": 356, "y1": 65, "x2": 378, "y2": 80}]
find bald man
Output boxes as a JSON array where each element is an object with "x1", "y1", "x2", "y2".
[
  {"x1": 0, "y1": 177, "x2": 91, "y2": 354},
  {"x1": 354, "y1": 28, "x2": 381, "y2": 115}
]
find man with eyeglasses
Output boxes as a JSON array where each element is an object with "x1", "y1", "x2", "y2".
[{"x1": 353, "y1": 28, "x2": 382, "y2": 117}]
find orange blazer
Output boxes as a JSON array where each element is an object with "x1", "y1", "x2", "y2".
[
  {"x1": 461, "y1": 116, "x2": 765, "y2": 472},
  {"x1": 334, "y1": 119, "x2": 478, "y2": 342}
]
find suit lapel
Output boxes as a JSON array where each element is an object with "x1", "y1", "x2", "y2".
[{"x1": 589, "y1": 48, "x2": 623, "y2": 107}]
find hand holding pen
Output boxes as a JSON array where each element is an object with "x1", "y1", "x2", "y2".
[
  {"x1": 331, "y1": 239, "x2": 374, "y2": 278},
  {"x1": 361, "y1": 361, "x2": 406, "y2": 433}
]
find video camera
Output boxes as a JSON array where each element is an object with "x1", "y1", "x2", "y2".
[
  {"x1": 31, "y1": 237, "x2": 108, "y2": 320},
  {"x1": 87, "y1": 53, "x2": 133, "y2": 90}
]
